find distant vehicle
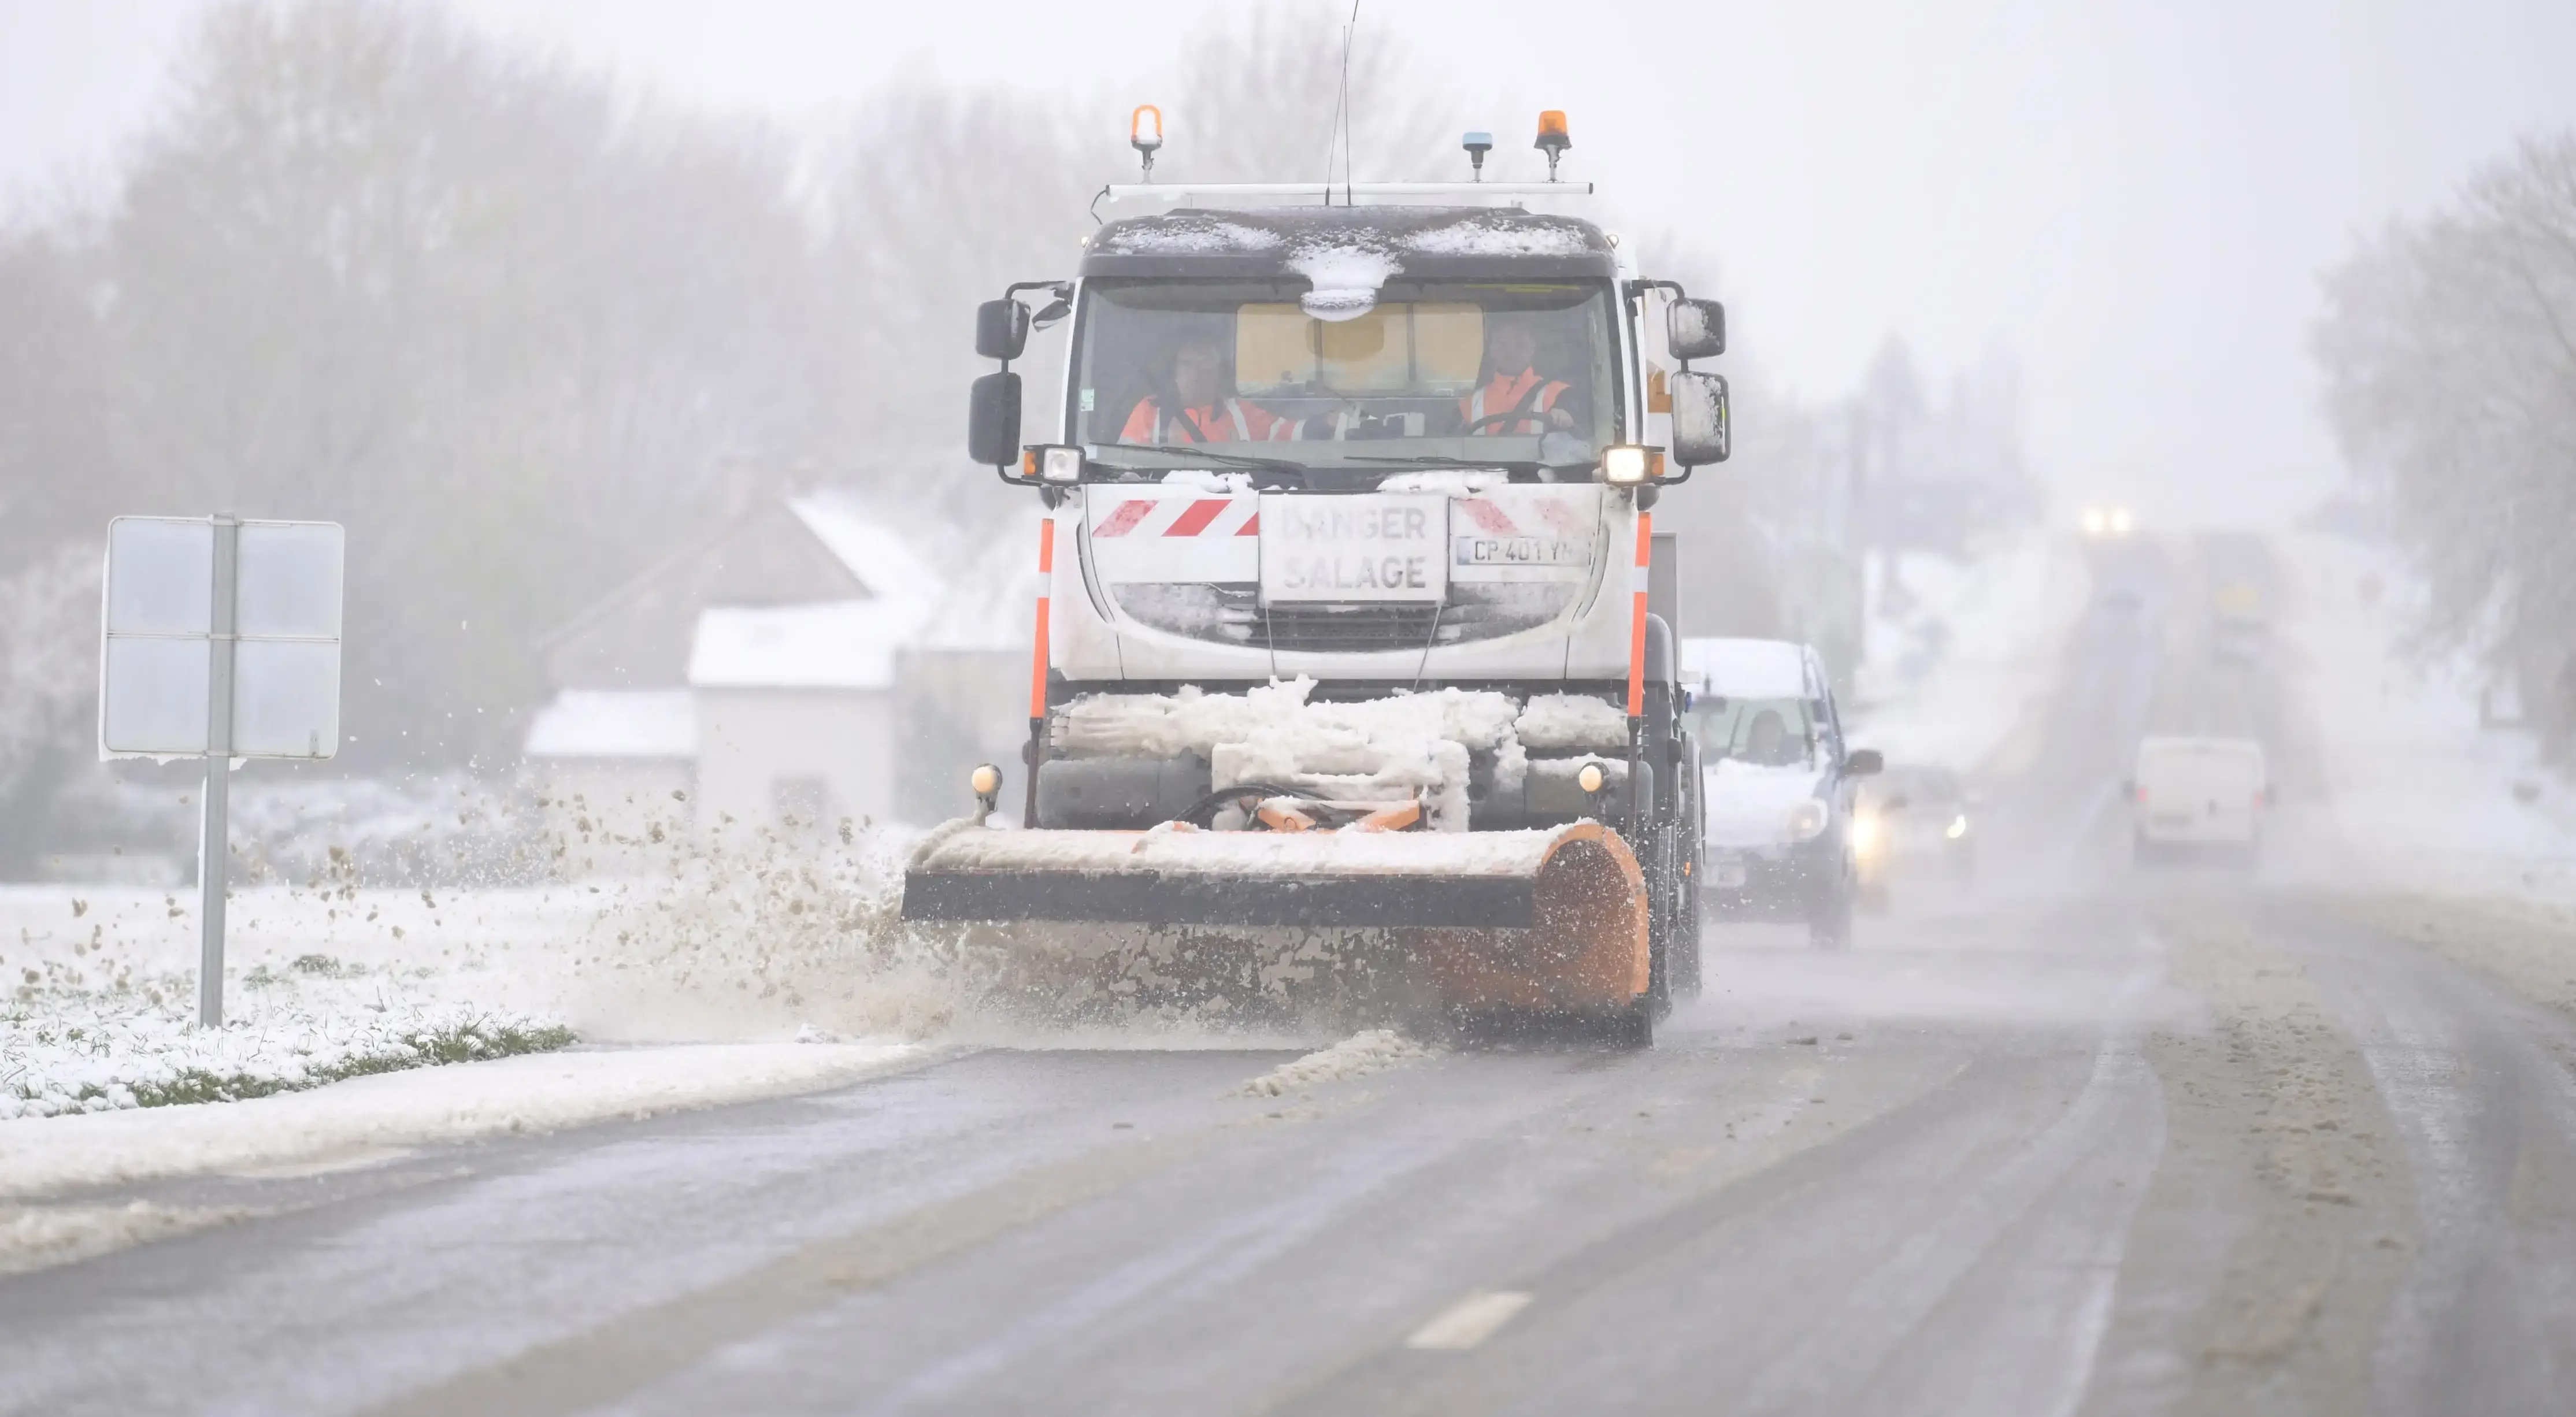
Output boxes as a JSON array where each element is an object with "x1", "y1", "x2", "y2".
[
  {"x1": 2209, "y1": 581, "x2": 2269, "y2": 663},
  {"x1": 2080, "y1": 504, "x2": 2135, "y2": 539},
  {"x1": 2129, "y1": 736, "x2": 2267, "y2": 867},
  {"x1": 1853, "y1": 763, "x2": 1978, "y2": 909},
  {"x1": 1684, "y1": 637, "x2": 1881, "y2": 948}
]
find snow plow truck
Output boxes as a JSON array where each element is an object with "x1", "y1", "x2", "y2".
[{"x1": 902, "y1": 110, "x2": 1732, "y2": 1046}]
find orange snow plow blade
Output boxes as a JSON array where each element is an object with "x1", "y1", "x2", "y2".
[{"x1": 900, "y1": 821, "x2": 1649, "y2": 1021}]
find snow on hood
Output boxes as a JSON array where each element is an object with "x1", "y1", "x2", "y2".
[{"x1": 1701, "y1": 759, "x2": 1828, "y2": 848}]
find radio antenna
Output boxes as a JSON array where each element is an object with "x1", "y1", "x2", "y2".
[{"x1": 1325, "y1": 1, "x2": 1360, "y2": 205}]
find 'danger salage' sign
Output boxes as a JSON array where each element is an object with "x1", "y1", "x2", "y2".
[{"x1": 1258, "y1": 493, "x2": 1447, "y2": 603}]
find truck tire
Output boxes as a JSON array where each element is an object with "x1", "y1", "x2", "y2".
[{"x1": 1593, "y1": 999, "x2": 1654, "y2": 1049}]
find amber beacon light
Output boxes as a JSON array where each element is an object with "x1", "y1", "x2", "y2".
[
  {"x1": 1535, "y1": 110, "x2": 1571, "y2": 180},
  {"x1": 1131, "y1": 104, "x2": 1163, "y2": 180}
]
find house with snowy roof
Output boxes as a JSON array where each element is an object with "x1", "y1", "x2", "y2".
[{"x1": 522, "y1": 491, "x2": 1024, "y2": 867}]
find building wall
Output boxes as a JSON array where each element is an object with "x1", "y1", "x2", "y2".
[{"x1": 695, "y1": 688, "x2": 895, "y2": 844}]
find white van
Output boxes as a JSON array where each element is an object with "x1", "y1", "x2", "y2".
[{"x1": 2129, "y1": 736, "x2": 2267, "y2": 866}]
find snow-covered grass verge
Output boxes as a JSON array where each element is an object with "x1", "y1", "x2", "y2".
[
  {"x1": 0, "y1": 1040, "x2": 925, "y2": 1201},
  {"x1": 1847, "y1": 531, "x2": 2092, "y2": 780},
  {"x1": 2276, "y1": 532, "x2": 2576, "y2": 912},
  {"x1": 2, "y1": 990, "x2": 572, "y2": 1121},
  {"x1": 1235, "y1": 1029, "x2": 1431, "y2": 1098}
]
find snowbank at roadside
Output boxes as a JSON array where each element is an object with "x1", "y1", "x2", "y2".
[
  {"x1": 3, "y1": 988, "x2": 568, "y2": 1120},
  {"x1": 0, "y1": 1040, "x2": 924, "y2": 1200},
  {"x1": 1846, "y1": 532, "x2": 2093, "y2": 778},
  {"x1": 2277, "y1": 532, "x2": 2576, "y2": 910}
]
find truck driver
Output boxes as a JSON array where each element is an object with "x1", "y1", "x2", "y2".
[
  {"x1": 1459, "y1": 317, "x2": 1577, "y2": 436},
  {"x1": 1120, "y1": 338, "x2": 1302, "y2": 444}
]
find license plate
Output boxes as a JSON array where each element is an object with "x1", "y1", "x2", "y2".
[
  {"x1": 1708, "y1": 858, "x2": 1748, "y2": 889},
  {"x1": 1453, "y1": 535, "x2": 1584, "y2": 567}
]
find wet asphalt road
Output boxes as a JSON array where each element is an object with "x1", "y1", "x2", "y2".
[{"x1": 7, "y1": 534, "x2": 2576, "y2": 1416}]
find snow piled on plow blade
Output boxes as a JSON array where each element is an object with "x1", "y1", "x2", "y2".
[{"x1": 900, "y1": 820, "x2": 1648, "y2": 1024}]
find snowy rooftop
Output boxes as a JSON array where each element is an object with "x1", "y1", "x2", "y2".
[
  {"x1": 787, "y1": 494, "x2": 942, "y2": 609},
  {"x1": 688, "y1": 599, "x2": 931, "y2": 691},
  {"x1": 1680, "y1": 637, "x2": 1815, "y2": 700},
  {"x1": 523, "y1": 689, "x2": 698, "y2": 759}
]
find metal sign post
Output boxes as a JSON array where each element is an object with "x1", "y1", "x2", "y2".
[
  {"x1": 199, "y1": 515, "x2": 238, "y2": 1026},
  {"x1": 101, "y1": 514, "x2": 344, "y2": 1030}
]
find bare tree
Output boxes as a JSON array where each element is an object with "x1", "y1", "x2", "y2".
[
  {"x1": 2315, "y1": 132, "x2": 2576, "y2": 750},
  {"x1": 96, "y1": 0, "x2": 826, "y2": 765}
]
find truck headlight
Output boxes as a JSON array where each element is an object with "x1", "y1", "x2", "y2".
[
  {"x1": 1945, "y1": 814, "x2": 1969, "y2": 840},
  {"x1": 1601, "y1": 445, "x2": 1652, "y2": 485},
  {"x1": 1022, "y1": 444, "x2": 1083, "y2": 484},
  {"x1": 1785, "y1": 799, "x2": 1829, "y2": 842}
]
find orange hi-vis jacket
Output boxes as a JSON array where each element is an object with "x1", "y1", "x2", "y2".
[
  {"x1": 1461, "y1": 368, "x2": 1570, "y2": 435},
  {"x1": 1119, "y1": 396, "x2": 1302, "y2": 444}
]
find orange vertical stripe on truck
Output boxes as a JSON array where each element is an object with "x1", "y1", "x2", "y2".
[
  {"x1": 1028, "y1": 517, "x2": 1054, "y2": 721},
  {"x1": 1626, "y1": 511, "x2": 1652, "y2": 718}
]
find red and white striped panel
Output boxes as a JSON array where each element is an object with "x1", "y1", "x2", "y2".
[
  {"x1": 1088, "y1": 495, "x2": 1261, "y2": 539},
  {"x1": 1455, "y1": 493, "x2": 1593, "y2": 541}
]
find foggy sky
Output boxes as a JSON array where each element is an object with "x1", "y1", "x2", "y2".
[{"x1": 7, "y1": 0, "x2": 2572, "y2": 531}]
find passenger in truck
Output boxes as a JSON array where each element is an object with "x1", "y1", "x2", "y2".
[
  {"x1": 1458, "y1": 317, "x2": 1577, "y2": 436},
  {"x1": 1120, "y1": 338, "x2": 1302, "y2": 444}
]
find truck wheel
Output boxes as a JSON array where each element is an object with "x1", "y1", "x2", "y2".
[{"x1": 1593, "y1": 999, "x2": 1654, "y2": 1049}]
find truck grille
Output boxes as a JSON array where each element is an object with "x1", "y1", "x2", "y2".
[{"x1": 1111, "y1": 583, "x2": 1577, "y2": 653}]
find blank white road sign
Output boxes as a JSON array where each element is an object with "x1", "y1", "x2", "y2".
[{"x1": 101, "y1": 517, "x2": 344, "y2": 759}]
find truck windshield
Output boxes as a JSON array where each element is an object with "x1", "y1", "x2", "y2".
[{"x1": 1070, "y1": 279, "x2": 1621, "y2": 475}]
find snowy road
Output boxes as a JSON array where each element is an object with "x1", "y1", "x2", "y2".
[{"x1": 8, "y1": 534, "x2": 2576, "y2": 1415}]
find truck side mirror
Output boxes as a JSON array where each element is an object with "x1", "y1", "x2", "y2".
[
  {"x1": 976, "y1": 298, "x2": 1031, "y2": 362},
  {"x1": 1669, "y1": 370, "x2": 1729, "y2": 466},
  {"x1": 968, "y1": 372, "x2": 1022, "y2": 468},
  {"x1": 1843, "y1": 748, "x2": 1883, "y2": 776},
  {"x1": 1667, "y1": 297, "x2": 1726, "y2": 361}
]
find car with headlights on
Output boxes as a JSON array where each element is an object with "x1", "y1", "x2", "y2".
[
  {"x1": 1853, "y1": 763, "x2": 1978, "y2": 910},
  {"x1": 1681, "y1": 637, "x2": 1881, "y2": 948}
]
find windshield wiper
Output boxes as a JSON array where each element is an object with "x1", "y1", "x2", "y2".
[
  {"x1": 1088, "y1": 446, "x2": 1310, "y2": 477},
  {"x1": 1339, "y1": 454, "x2": 1530, "y2": 468},
  {"x1": 1339, "y1": 454, "x2": 1601, "y2": 477}
]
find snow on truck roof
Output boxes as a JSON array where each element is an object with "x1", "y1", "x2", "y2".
[
  {"x1": 1678, "y1": 638, "x2": 1816, "y2": 699},
  {"x1": 1084, "y1": 207, "x2": 1615, "y2": 282}
]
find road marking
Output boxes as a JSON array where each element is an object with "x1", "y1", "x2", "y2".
[{"x1": 1404, "y1": 1289, "x2": 1532, "y2": 1351}]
